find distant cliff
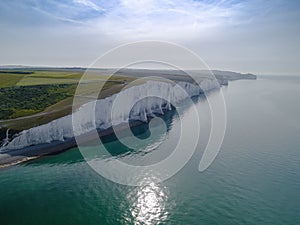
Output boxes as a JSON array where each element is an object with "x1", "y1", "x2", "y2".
[{"x1": 211, "y1": 70, "x2": 257, "y2": 80}]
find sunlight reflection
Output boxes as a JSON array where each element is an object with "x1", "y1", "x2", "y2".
[{"x1": 126, "y1": 178, "x2": 169, "y2": 225}]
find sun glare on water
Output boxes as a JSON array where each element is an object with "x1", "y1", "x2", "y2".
[{"x1": 124, "y1": 178, "x2": 170, "y2": 225}]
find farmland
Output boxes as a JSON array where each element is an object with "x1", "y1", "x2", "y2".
[{"x1": 0, "y1": 69, "x2": 134, "y2": 134}]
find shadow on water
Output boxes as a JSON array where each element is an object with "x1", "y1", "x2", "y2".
[{"x1": 99, "y1": 107, "x2": 178, "y2": 156}]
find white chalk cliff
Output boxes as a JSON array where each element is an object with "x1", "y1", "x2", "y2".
[{"x1": 1, "y1": 79, "x2": 219, "y2": 151}]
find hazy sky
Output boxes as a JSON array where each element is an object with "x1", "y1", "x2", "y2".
[{"x1": 0, "y1": 0, "x2": 299, "y2": 75}]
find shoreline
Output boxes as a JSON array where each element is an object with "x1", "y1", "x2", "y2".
[
  {"x1": 0, "y1": 74, "x2": 257, "y2": 169},
  {"x1": 0, "y1": 120, "x2": 145, "y2": 169}
]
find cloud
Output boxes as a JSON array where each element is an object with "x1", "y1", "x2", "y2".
[
  {"x1": 0, "y1": 0, "x2": 252, "y2": 38},
  {"x1": 88, "y1": 0, "x2": 247, "y2": 40},
  {"x1": 1, "y1": 0, "x2": 299, "y2": 75},
  {"x1": 0, "y1": 0, "x2": 279, "y2": 40},
  {"x1": 73, "y1": 0, "x2": 105, "y2": 12}
]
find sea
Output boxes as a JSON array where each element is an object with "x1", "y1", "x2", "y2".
[{"x1": 0, "y1": 76, "x2": 299, "y2": 225}]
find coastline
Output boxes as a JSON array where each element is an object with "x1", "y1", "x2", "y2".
[
  {"x1": 0, "y1": 120, "x2": 145, "y2": 169},
  {"x1": 0, "y1": 71, "x2": 257, "y2": 169}
]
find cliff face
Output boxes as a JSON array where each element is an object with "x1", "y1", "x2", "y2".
[{"x1": 1, "y1": 79, "x2": 219, "y2": 151}]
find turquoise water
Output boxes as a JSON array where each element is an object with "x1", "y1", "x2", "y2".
[{"x1": 0, "y1": 77, "x2": 299, "y2": 225}]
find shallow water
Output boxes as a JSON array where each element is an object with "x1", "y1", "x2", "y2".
[{"x1": 0, "y1": 77, "x2": 299, "y2": 225}]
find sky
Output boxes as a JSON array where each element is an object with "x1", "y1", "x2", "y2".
[{"x1": 0, "y1": 0, "x2": 300, "y2": 75}]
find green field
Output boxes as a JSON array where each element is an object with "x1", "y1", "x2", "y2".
[
  {"x1": 0, "y1": 84, "x2": 77, "y2": 119},
  {"x1": 0, "y1": 70, "x2": 134, "y2": 135}
]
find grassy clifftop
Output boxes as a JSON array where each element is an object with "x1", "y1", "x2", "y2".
[{"x1": 0, "y1": 69, "x2": 133, "y2": 133}]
